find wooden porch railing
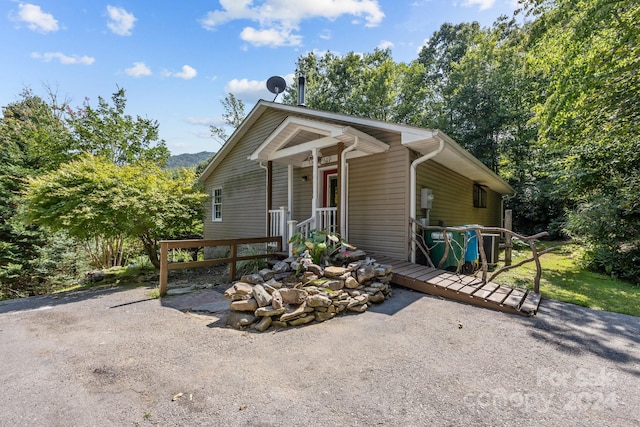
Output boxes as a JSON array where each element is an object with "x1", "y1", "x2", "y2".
[
  {"x1": 283, "y1": 207, "x2": 338, "y2": 256},
  {"x1": 158, "y1": 236, "x2": 282, "y2": 297},
  {"x1": 268, "y1": 207, "x2": 289, "y2": 250},
  {"x1": 316, "y1": 207, "x2": 338, "y2": 234},
  {"x1": 410, "y1": 219, "x2": 554, "y2": 293}
]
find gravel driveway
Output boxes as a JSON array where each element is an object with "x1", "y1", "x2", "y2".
[{"x1": 1, "y1": 284, "x2": 639, "y2": 426}]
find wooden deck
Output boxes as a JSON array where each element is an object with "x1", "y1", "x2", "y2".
[{"x1": 373, "y1": 254, "x2": 541, "y2": 316}]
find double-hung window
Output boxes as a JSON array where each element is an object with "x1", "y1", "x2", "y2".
[
  {"x1": 212, "y1": 187, "x2": 222, "y2": 221},
  {"x1": 473, "y1": 183, "x2": 487, "y2": 208}
]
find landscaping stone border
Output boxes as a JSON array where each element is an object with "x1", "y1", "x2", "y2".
[{"x1": 223, "y1": 250, "x2": 393, "y2": 331}]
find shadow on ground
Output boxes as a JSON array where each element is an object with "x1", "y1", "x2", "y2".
[
  {"x1": 0, "y1": 284, "x2": 150, "y2": 315},
  {"x1": 529, "y1": 298, "x2": 640, "y2": 377}
]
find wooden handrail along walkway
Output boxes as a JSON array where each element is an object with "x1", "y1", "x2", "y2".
[
  {"x1": 404, "y1": 220, "x2": 552, "y2": 315},
  {"x1": 158, "y1": 236, "x2": 282, "y2": 297}
]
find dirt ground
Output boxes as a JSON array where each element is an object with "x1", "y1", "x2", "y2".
[{"x1": 1, "y1": 280, "x2": 639, "y2": 427}]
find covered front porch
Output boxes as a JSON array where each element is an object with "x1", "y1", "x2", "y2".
[{"x1": 248, "y1": 116, "x2": 389, "y2": 254}]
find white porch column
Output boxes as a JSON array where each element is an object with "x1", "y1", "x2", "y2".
[
  {"x1": 279, "y1": 206, "x2": 288, "y2": 251},
  {"x1": 287, "y1": 164, "x2": 293, "y2": 215},
  {"x1": 311, "y1": 148, "x2": 319, "y2": 230},
  {"x1": 340, "y1": 137, "x2": 359, "y2": 240}
]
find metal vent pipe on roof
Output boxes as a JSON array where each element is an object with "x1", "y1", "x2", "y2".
[{"x1": 297, "y1": 74, "x2": 306, "y2": 107}]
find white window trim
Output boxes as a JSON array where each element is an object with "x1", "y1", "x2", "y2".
[{"x1": 212, "y1": 187, "x2": 222, "y2": 222}]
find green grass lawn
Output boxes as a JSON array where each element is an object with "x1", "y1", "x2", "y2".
[{"x1": 493, "y1": 241, "x2": 640, "y2": 317}]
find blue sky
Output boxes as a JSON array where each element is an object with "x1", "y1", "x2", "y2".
[{"x1": 1, "y1": 0, "x2": 519, "y2": 155}]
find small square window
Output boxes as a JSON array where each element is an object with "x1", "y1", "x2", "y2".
[
  {"x1": 473, "y1": 184, "x2": 487, "y2": 208},
  {"x1": 212, "y1": 187, "x2": 222, "y2": 221}
]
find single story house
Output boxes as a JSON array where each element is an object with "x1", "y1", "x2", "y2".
[{"x1": 199, "y1": 100, "x2": 515, "y2": 263}]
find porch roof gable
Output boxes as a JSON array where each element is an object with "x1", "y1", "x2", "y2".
[{"x1": 248, "y1": 116, "x2": 389, "y2": 166}]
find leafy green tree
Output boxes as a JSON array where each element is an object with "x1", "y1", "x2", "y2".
[
  {"x1": 0, "y1": 88, "x2": 77, "y2": 296},
  {"x1": 22, "y1": 155, "x2": 208, "y2": 269},
  {"x1": 209, "y1": 93, "x2": 246, "y2": 145},
  {"x1": 69, "y1": 87, "x2": 169, "y2": 166},
  {"x1": 525, "y1": 0, "x2": 640, "y2": 280},
  {"x1": 284, "y1": 49, "x2": 406, "y2": 121}
]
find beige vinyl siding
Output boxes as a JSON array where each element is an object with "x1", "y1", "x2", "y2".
[
  {"x1": 347, "y1": 140, "x2": 409, "y2": 260},
  {"x1": 203, "y1": 110, "x2": 287, "y2": 239},
  {"x1": 292, "y1": 166, "x2": 313, "y2": 221},
  {"x1": 415, "y1": 159, "x2": 501, "y2": 228},
  {"x1": 271, "y1": 163, "x2": 289, "y2": 210}
]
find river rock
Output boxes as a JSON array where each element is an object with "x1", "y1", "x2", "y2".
[
  {"x1": 258, "y1": 268, "x2": 275, "y2": 281},
  {"x1": 348, "y1": 303, "x2": 368, "y2": 313},
  {"x1": 305, "y1": 263, "x2": 324, "y2": 277},
  {"x1": 255, "y1": 306, "x2": 285, "y2": 317},
  {"x1": 230, "y1": 298, "x2": 258, "y2": 312},
  {"x1": 288, "y1": 314, "x2": 315, "y2": 326},
  {"x1": 271, "y1": 290, "x2": 283, "y2": 309},
  {"x1": 272, "y1": 261, "x2": 290, "y2": 273},
  {"x1": 307, "y1": 294, "x2": 332, "y2": 308},
  {"x1": 348, "y1": 294, "x2": 369, "y2": 308},
  {"x1": 252, "y1": 285, "x2": 272, "y2": 307},
  {"x1": 368, "y1": 292, "x2": 385, "y2": 304},
  {"x1": 324, "y1": 266, "x2": 348, "y2": 278},
  {"x1": 302, "y1": 271, "x2": 318, "y2": 282},
  {"x1": 264, "y1": 278, "x2": 282, "y2": 289},
  {"x1": 271, "y1": 320, "x2": 288, "y2": 328},
  {"x1": 323, "y1": 279, "x2": 344, "y2": 291},
  {"x1": 374, "y1": 264, "x2": 393, "y2": 277},
  {"x1": 356, "y1": 265, "x2": 376, "y2": 284},
  {"x1": 280, "y1": 302, "x2": 308, "y2": 322},
  {"x1": 253, "y1": 316, "x2": 272, "y2": 332},
  {"x1": 226, "y1": 311, "x2": 257, "y2": 329},
  {"x1": 224, "y1": 282, "x2": 254, "y2": 300},
  {"x1": 241, "y1": 273, "x2": 264, "y2": 285},
  {"x1": 279, "y1": 288, "x2": 308, "y2": 305},
  {"x1": 315, "y1": 311, "x2": 336, "y2": 322}
]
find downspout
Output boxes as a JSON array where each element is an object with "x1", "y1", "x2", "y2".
[
  {"x1": 340, "y1": 136, "x2": 360, "y2": 240},
  {"x1": 259, "y1": 162, "x2": 269, "y2": 236},
  {"x1": 410, "y1": 134, "x2": 445, "y2": 263},
  {"x1": 311, "y1": 148, "x2": 319, "y2": 229}
]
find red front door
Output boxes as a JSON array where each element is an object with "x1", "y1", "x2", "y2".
[{"x1": 323, "y1": 169, "x2": 338, "y2": 208}]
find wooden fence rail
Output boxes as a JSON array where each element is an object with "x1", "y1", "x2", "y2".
[
  {"x1": 410, "y1": 220, "x2": 551, "y2": 293},
  {"x1": 158, "y1": 236, "x2": 282, "y2": 297}
]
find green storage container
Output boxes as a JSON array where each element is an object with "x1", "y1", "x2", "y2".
[{"x1": 425, "y1": 230, "x2": 466, "y2": 270}]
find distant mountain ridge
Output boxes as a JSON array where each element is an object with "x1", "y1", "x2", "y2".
[{"x1": 166, "y1": 151, "x2": 214, "y2": 169}]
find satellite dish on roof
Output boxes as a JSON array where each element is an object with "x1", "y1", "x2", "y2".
[{"x1": 266, "y1": 76, "x2": 286, "y2": 101}]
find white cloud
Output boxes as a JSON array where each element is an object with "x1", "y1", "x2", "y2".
[
  {"x1": 462, "y1": 0, "x2": 495, "y2": 11},
  {"x1": 318, "y1": 29, "x2": 332, "y2": 40},
  {"x1": 240, "y1": 27, "x2": 302, "y2": 47},
  {"x1": 31, "y1": 52, "x2": 95, "y2": 65},
  {"x1": 186, "y1": 117, "x2": 216, "y2": 126},
  {"x1": 124, "y1": 62, "x2": 152, "y2": 77},
  {"x1": 13, "y1": 3, "x2": 59, "y2": 33},
  {"x1": 200, "y1": 0, "x2": 385, "y2": 47},
  {"x1": 164, "y1": 65, "x2": 198, "y2": 80},
  {"x1": 378, "y1": 40, "x2": 394, "y2": 50},
  {"x1": 106, "y1": 5, "x2": 136, "y2": 36},
  {"x1": 225, "y1": 78, "x2": 265, "y2": 94}
]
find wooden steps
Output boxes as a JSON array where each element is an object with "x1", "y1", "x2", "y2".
[{"x1": 372, "y1": 254, "x2": 541, "y2": 316}]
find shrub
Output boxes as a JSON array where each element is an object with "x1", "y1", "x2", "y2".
[{"x1": 288, "y1": 230, "x2": 353, "y2": 265}]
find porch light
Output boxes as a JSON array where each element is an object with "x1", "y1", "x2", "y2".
[{"x1": 301, "y1": 175, "x2": 308, "y2": 182}]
